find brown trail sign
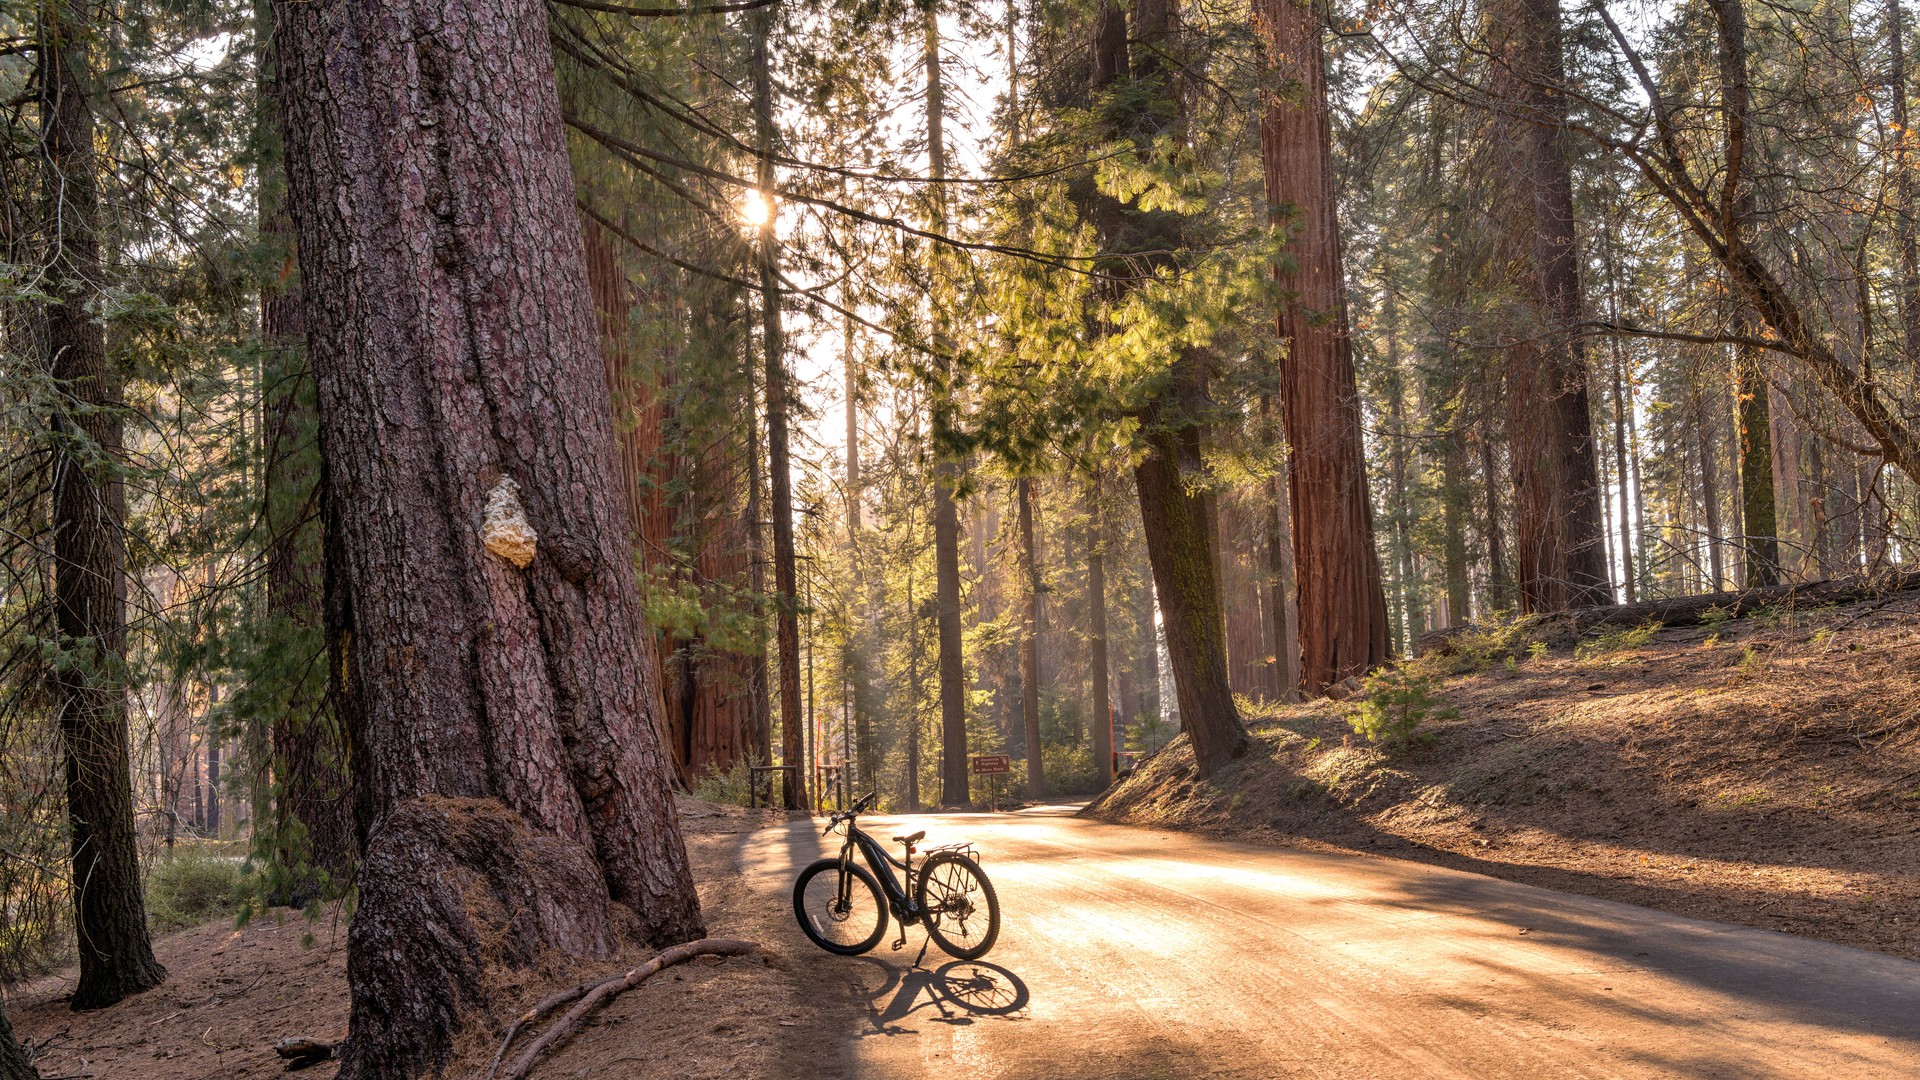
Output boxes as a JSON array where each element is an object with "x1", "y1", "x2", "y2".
[{"x1": 971, "y1": 755, "x2": 1011, "y2": 775}]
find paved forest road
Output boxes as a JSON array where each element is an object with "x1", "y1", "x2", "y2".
[{"x1": 729, "y1": 804, "x2": 1920, "y2": 1079}]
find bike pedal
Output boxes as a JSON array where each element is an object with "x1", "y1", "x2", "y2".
[{"x1": 890, "y1": 939, "x2": 905, "y2": 951}]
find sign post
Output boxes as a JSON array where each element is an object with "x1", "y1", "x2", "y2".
[{"x1": 971, "y1": 754, "x2": 1011, "y2": 813}]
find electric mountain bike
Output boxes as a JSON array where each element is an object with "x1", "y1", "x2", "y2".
[{"x1": 792, "y1": 790, "x2": 1000, "y2": 960}]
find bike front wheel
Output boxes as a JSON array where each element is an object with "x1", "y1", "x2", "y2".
[
  {"x1": 793, "y1": 858, "x2": 889, "y2": 955},
  {"x1": 916, "y1": 852, "x2": 1000, "y2": 960}
]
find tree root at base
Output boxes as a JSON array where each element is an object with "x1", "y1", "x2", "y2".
[{"x1": 484, "y1": 937, "x2": 760, "y2": 1080}]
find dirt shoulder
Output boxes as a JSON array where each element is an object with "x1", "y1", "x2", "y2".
[
  {"x1": 6, "y1": 798, "x2": 852, "y2": 1080},
  {"x1": 1087, "y1": 590, "x2": 1920, "y2": 962}
]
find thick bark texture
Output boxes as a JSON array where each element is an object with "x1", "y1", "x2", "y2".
[
  {"x1": 275, "y1": 4, "x2": 703, "y2": 1075},
  {"x1": 1486, "y1": 0, "x2": 1612, "y2": 612},
  {"x1": 39, "y1": 6, "x2": 165, "y2": 1011},
  {"x1": 1254, "y1": 0, "x2": 1392, "y2": 692},
  {"x1": 926, "y1": 7, "x2": 969, "y2": 808},
  {"x1": 0, "y1": 1005, "x2": 36, "y2": 1080}
]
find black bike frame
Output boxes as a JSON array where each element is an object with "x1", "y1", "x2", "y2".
[{"x1": 838, "y1": 823, "x2": 921, "y2": 922}]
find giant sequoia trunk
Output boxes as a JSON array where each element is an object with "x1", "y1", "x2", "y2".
[
  {"x1": 1487, "y1": 0, "x2": 1612, "y2": 611},
  {"x1": 275, "y1": 4, "x2": 703, "y2": 1076},
  {"x1": 39, "y1": 6, "x2": 165, "y2": 1011},
  {"x1": 1254, "y1": 0, "x2": 1391, "y2": 693}
]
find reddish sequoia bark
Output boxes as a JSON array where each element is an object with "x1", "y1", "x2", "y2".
[
  {"x1": 1487, "y1": 0, "x2": 1611, "y2": 610},
  {"x1": 583, "y1": 216, "x2": 755, "y2": 782},
  {"x1": 39, "y1": 4, "x2": 165, "y2": 1010},
  {"x1": 275, "y1": 4, "x2": 702, "y2": 1076},
  {"x1": 1254, "y1": 0, "x2": 1391, "y2": 694}
]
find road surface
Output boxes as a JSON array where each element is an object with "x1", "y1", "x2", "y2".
[{"x1": 729, "y1": 804, "x2": 1920, "y2": 1078}]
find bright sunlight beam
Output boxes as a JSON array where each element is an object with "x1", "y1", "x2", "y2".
[{"x1": 740, "y1": 190, "x2": 773, "y2": 229}]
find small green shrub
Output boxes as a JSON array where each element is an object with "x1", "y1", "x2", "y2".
[
  {"x1": 147, "y1": 845, "x2": 246, "y2": 932},
  {"x1": 1425, "y1": 610, "x2": 1544, "y2": 675},
  {"x1": 1040, "y1": 741, "x2": 1098, "y2": 795},
  {"x1": 1347, "y1": 669, "x2": 1457, "y2": 748},
  {"x1": 690, "y1": 756, "x2": 762, "y2": 807},
  {"x1": 1575, "y1": 621, "x2": 1660, "y2": 661}
]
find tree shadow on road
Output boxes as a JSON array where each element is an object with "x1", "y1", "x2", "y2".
[{"x1": 854, "y1": 952, "x2": 1030, "y2": 1034}]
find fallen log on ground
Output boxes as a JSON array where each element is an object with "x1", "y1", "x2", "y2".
[
  {"x1": 1416, "y1": 566, "x2": 1920, "y2": 656},
  {"x1": 486, "y1": 937, "x2": 759, "y2": 1080}
]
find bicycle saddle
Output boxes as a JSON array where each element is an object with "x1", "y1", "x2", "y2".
[{"x1": 893, "y1": 830, "x2": 926, "y2": 847}]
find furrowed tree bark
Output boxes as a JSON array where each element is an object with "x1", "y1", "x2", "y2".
[
  {"x1": 1254, "y1": 0, "x2": 1391, "y2": 693},
  {"x1": 0, "y1": 1004, "x2": 37, "y2": 1080},
  {"x1": 1888, "y1": 0, "x2": 1919, "y2": 368},
  {"x1": 1486, "y1": 0, "x2": 1612, "y2": 612},
  {"x1": 38, "y1": 2, "x2": 165, "y2": 1011},
  {"x1": 750, "y1": 4, "x2": 805, "y2": 810},
  {"x1": 1018, "y1": 478, "x2": 1044, "y2": 796},
  {"x1": 275, "y1": 4, "x2": 703, "y2": 1076},
  {"x1": 925, "y1": 3, "x2": 969, "y2": 809}
]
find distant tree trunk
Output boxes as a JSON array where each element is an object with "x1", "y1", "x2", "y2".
[
  {"x1": 750, "y1": 6, "x2": 805, "y2": 811},
  {"x1": 1610, "y1": 348, "x2": 1637, "y2": 601},
  {"x1": 906, "y1": 572, "x2": 924, "y2": 811},
  {"x1": 1479, "y1": 432, "x2": 1513, "y2": 607},
  {"x1": 38, "y1": 3, "x2": 165, "y2": 1011},
  {"x1": 845, "y1": 301, "x2": 861, "y2": 534},
  {"x1": 205, "y1": 735, "x2": 222, "y2": 837},
  {"x1": 1694, "y1": 378, "x2": 1727, "y2": 589},
  {"x1": 1254, "y1": 0, "x2": 1391, "y2": 692},
  {"x1": 925, "y1": 6, "x2": 969, "y2": 808},
  {"x1": 1261, "y1": 395, "x2": 1301, "y2": 697},
  {"x1": 276, "y1": 4, "x2": 703, "y2": 1076},
  {"x1": 1487, "y1": 0, "x2": 1611, "y2": 611},
  {"x1": 1018, "y1": 478, "x2": 1044, "y2": 796},
  {"x1": 0, "y1": 1005, "x2": 36, "y2": 1080},
  {"x1": 1439, "y1": 426, "x2": 1473, "y2": 623},
  {"x1": 744, "y1": 338, "x2": 773, "y2": 764},
  {"x1": 1889, "y1": 0, "x2": 1919, "y2": 367},
  {"x1": 1086, "y1": 474, "x2": 1113, "y2": 788}
]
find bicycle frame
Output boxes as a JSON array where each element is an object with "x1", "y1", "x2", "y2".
[{"x1": 836, "y1": 822, "x2": 923, "y2": 923}]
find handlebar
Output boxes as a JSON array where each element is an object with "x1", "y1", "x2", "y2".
[{"x1": 822, "y1": 789, "x2": 879, "y2": 834}]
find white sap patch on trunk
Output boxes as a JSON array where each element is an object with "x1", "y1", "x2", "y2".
[{"x1": 482, "y1": 476, "x2": 538, "y2": 568}]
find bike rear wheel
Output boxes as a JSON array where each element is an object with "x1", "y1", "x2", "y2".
[
  {"x1": 916, "y1": 852, "x2": 999, "y2": 960},
  {"x1": 793, "y1": 858, "x2": 889, "y2": 955}
]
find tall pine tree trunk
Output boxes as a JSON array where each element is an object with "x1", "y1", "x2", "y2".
[
  {"x1": 750, "y1": 6, "x2": 805, "y2": 810},
  {"x1": 1254, "y1": 0, "x2": 1390, "y2": 691},
  {"x1": 1488, "y1": 0, "x2": 1611, "y2": 611},
  {"x1": 39, "y1": 2, "x2": 165, "y2": 1011},
  {"x1": 1889, "y1": 0, "x2": 1919, "y2": 367},
  {"x1": 925, "y1": 5, "x2": 969, "y2": 808},
  {"x1": 276, "y1": 4, "x2": 702, "y2": 1075}
]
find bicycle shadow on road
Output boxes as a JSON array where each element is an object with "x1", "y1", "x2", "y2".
[{"x1": 853, "y1": 952, "x2": 1030, "y2": 1035}]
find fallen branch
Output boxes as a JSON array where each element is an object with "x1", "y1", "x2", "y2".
[
  {"x1": 488, "y1": 937, "x2": 759, "y2": 1080},
  {"x1": 1417, "y1": 567, "x2": 1920, "y2": 655}
]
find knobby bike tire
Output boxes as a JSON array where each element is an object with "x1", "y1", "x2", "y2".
[
  {"x1": 915, "y1": 852, "x2": 1000, "y2": 960},
  {"x1": 793, "y1": 858, "x2": 889, "y2": 955}
]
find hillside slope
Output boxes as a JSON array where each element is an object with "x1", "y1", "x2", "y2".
[{"x1": 1087, "y1": 590, "x2": 1920, "y2": 961}]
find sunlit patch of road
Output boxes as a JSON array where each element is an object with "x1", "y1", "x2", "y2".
[{"x1": 734, "y1": 806, "x2": 1920, "y2": 1078}]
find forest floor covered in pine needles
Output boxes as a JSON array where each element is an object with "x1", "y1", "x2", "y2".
[
  {"x1": 1088, "y1": 589, "x2": 1920, "y2": 962},
  {"x1": 5, "y1": 798, "x2": 843, "y2": 1079}
]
